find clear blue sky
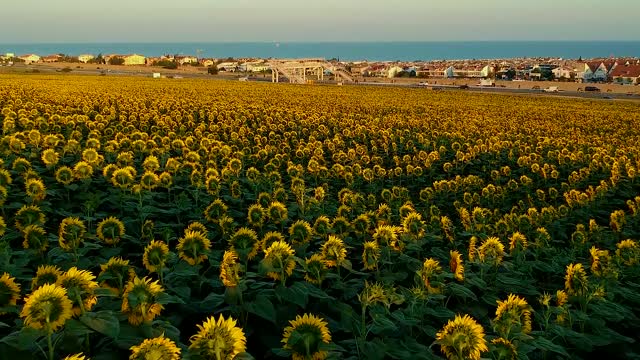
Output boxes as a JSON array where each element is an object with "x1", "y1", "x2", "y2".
[{"x1": 2, "y1": 0, "x2": 638, "y2": 43}]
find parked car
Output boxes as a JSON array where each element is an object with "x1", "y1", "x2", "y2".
[
  {"x1": 417, "y1": 82, "x2": 429, "y2": 87},
  {"x1": 585, "y1": 86, "x2": 601, "y2": 92},
  {"x1": 531, "y1": 85, "x2": 540, "y2": 90},
  {"x1": 459, "y1": 84, "x2": 469, "y2": 89},
  {"x1": 544, "y1": 86, "x2": 559, "y2": 93}
]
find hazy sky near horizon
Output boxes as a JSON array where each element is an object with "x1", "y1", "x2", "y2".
[{"x1": 1, "y1": 0, "x2": 638, "y2": 43}]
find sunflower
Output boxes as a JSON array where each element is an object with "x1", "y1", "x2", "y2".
[
  {"x1": 81, "y1": 148, "x2": 100, "y2": 165},
  {"x1": 331, "y1": 216, "x2": 351, "y2": 236},
  {"x1": 616, "y1": 239, "x2": 640, "y2": 266},
  {"x1": 32, "y1": 265, "x2": 63, "y2": 290},
  {"x1": 96, "y1": 217, "x2": 126, "y2": 245},
  {"x1": 282, "y1": 314, "x2": 332, "y2": 360},
  {"x1": 313, "y1": 216, "x2": 332, "y2": 237},
  {"x1": 491, "y1": 337, "x2": 518, "y2": 360},
  {"x1": 58, "y1": 217, "x2": 86, "y2": 251},
  {"x1": 130, "y1": 335, "x2": 181, "y2": 360},
  {"x1": 204, "y1": 199, "x2": 229, "y2": 223},
  {"x1": 440, "y1": 215, "x2": 455, "y2": 242},
  {"x1": 352, "y1": 213, "x2": 370, "y2": 235},
  {"x1": 289, "y1": 220, "x2": 313, "y2": 246},
  {"x1": 508, "y1": 232, "x2": 528, "y2": 253},
  {"x1": 0, "y1": 186, "x2": 6, "y2": 207},
  {"x1": 158, "y1": 172, "x2": 173, "y2": 188},
  {"x1": 362, "y1": 241, "x2": 381, "y2": 270},
  {"x1": 58, "y1": 267, "x2": 99, "y2": 316},
  {"x1": 111, "y1": 168, "x2": 135, "y2": 189},
  {"x1": 20, "y1": 283, "x2": 73, "y2": 331},
  {"x1": 0, "y1": 273, "x2": 21, "y2": 314},
  {"x1": 402, "y1": 211, "x2": 425, "y2": 239},
  {"x1": 12, "y1": 157, "x2": 32, "y2": 174},
  {"x1": 0, "y1": 168, "x2": 12, "y2": 187},
  {"x1": 220, "y1": 250, "x2": 241, "y2": 288},
  {"x1": 99, "y1": 257, "x2": 135, "y2": 296},
  {"x1": 41, "y1": 148, "x2": 60, "y2": 167},
  {"x1": 63, "y1": 353, "x2": 88, "y2": 360},
  {"x1": 262, "y1": 241, "x2": 296, "y2": 282},
  {"x1": 267, "y1": 201, "x2": 288, "y2": 225},
  {"x1": 435, "y1": 314, "x2": 488, "y2": 360},
  {"x1": 143, "y1": 240, "x2": 170, "y2": 273},
  {"x1": 321, "y1": 235, "x2": 347, "y2": 268},
  {"x1": 590, "y1": 246, "x2": 617, "y2": 279},
  {"x1": 228, "y1": 228, "x2": 260, "y2": 262},
  {"x1": 22, "y1": 224, "x2": 47, "y2": 252},
  {"x1": 142, "y1": 155, "x2": 160, "y2": 172},
  {"x1": 565, "y1": 263, "x2": 589, "y2": 296},
  {"x1": 121, "y1": 276, "x2": 164, "y2": 325},
  {"x1": 55, "y1": 166, "x2": 74, "y2": 185},
  {"x1": 177, "y1": 230, "x2": 211, "y2": 265},
  {"x1": 373, "y1": 224, "x2": 401, "y2": 250},
  {"x1": 15, "y1": 204, "x2": 46, "y2": 231},
  {"x1": 304, "y1": 254, "x2": 328, "y2": 285},
  {"x1": 449, "y1": 250, "x2": 464, "y2": 282},
  {"x1": 205, "y1": 175, "x2": 220, "y2": 196},
  {"x1": 493, "y1": 294, "x2": 532, "y2": 337},
  {"x1": 186, "y1": 222, "x2": 208, "y2": 235},
  {"x1": 247, "y1": 204, "x2": 266, "y2": 228},
  {"x1": 478, "y1": 237, "x2": 505, "y2": 266},
  {"x1": 189, "y1": 314, "x2": 247, "y2": 359},
  {"x1": 419, "y1": 258, "x2": 443, "y2": 294},
  {"x1": 73, "y1": 161, "x2": 94, "y2": 180}
]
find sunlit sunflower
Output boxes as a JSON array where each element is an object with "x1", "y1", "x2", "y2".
[
  {"x1": 262, "y1": 241, "x2": 296, "y2": 282},
  {"x1": 130, "y1": 335, "x2": 181, "y2": 360},
  {"x1": 0, "y1": 272, "x2": 21, "y2": 314},
  {"x1": 99, "y1": 257, "x2": 135, "y2": 296},
  {"x1": 111, "y1": 168, "x2": 135, "y2": 189},
  {"x1": 478, "y1": 237, "x2": 505, "y2": 266},
  {"x1": 32, "y1": 265, "x2": 63, "y2": 290},
  {"x1": 189, "y1": 314, "x2": 247, "y2": 359},
  {"x1": 20, "y1": 283, "x2": 73, "y2": 331},
  {"x1": 267, "y1": 201, "x2": 288, "y2": 225},
  {"x1": 449, "y1": 250, "x2": 464, "y2": 282},
  {"x1": 177, "y1": 230, "x2": 211, "y2": 265},
  {"x1": 159, "y1": 172, "x2": 173, "y2": 188},
  {"x1": 58, "y1": 217, "x2": 86, "y2": 251},
  {"x1": 282, "y1": 314, "x2": 332, "y2": 360},
  {"x1": 419, "y1": 258, "x2": 443, "y2": 294},
  {"x1": 139, "y1": 171, "x2": 160, "y2": 190},
  {"x1": 373, "y1": 224, "x2": 401, "y2": 251},
  {"x1": 402, "y1": 211, "x2": 426, "y2": 239},
  {"x1": 246, "y1": 204, "x2": 266, "y2": 228},
  {"x1": 304, "y1": 254, "x2": 328, "y2": 285},
  {"x1": 143, "y1": 240, "x2": 170, "y2": 273},
  {"x1": 55, "y1": 166, "x2": 74, "y2": 185},
  {"x1": 142, "y1": 155, "x2": 160, "y2": 172},
  {"x1": 121, "y1": 276, "x2": 164, "y2": 325},
  {"x1": 289, "y1": 220, "x2": 313, "y2": 246},
  {"x1": 15, "y1": 204, "x2": 46, "y2": 231},
  {"x1": 73, "y1": 161, "x2": 94, "y2": 180},
  {"x1": 220, "y1": 250, "x2": 241, "y2": 288},
  {"x1": 186, "y1": 222, "x2": 208, "y2": 235},
  {"x1": 63, "y1": 353, "x2": 88, "y2": 360},
  {"x1": 508, "y1": 232, "x2": 528, "y2": 254},
  {"x1": 435, "y1": 314, "x2": 488, "y2": 360},
  {"x1": 321, "y1": 235, "x2": 347, "y2": 268},
  {"x1": 97, "y1": 216, "x2": 126, "y2": 245},
  {"x1": 22, "y1": 224, "x2": 47, "y2": 252},
  {"x1": 493, "y1": 294, "x2": 532, "y2": 337},
  {"x1": 41, "y1": 148, "x2": 60, "y2": 167},
  {"x1": 564, "y1": 263, "x2": 588, "y2": 296},
  {"x1": 362, "y1": 241, "x2": 381, "y2": 270},
  {"x1": 228, "y1": 228, "x2": 260, "y2": 262},
  {"x1": 58, "y1": 267, "x2": 99, "y2": 316}
]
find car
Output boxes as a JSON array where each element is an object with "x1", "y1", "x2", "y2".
[
  {"x1": 531, "y1": 85, "x2": 540, "y2": 90},
  {"x1": 544, "y1": 86, "x2": 559, "y2": 93},
  {"x1": 585, "y1": 86, "x2": 601, "y2": 92},
  {"x1": 603, "y1": 96, "x2": 613, "y2": 99},
  {"x1": 459, "y1": 84, "x2": 469, "y2": 89},
  {"x1": 417, "y1": 82, "x2": 429, "y2": 86}
]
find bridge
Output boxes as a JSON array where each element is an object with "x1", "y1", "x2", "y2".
[{"x1": 268, "y1": 58, "x2": 354, "y2": 84}]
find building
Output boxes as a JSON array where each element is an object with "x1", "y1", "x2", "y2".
[
  {"x1": 18, "y1": 54, "x2": 41, "y2": 63},
  {"x1": 200, "y1": 59, "x2": 215, "y2": 67},
  {"x1": 217, "y1": 62, "x2": 238, "y2": 72},
  {"x1": 583, "y1": 62, "x2": 610, "y2": 82},
  {"x1": 176, "y1": 55, "x2": 198, "y2": 65},
  {"x1": 78, "y1": 54, "x2": 95, "y2": 63},
  {"x1": 610, "y1": 64, "x2": 640, "y2": 85},
  {"x1": 243, "y1": 62, "x2": 270, "y2": 72},
  {"x1": 123, "y1": 54, "x2": 146, "y2": 66},
  {"x1": 42, "y1": 54, "x2": 61, "y2": 63}
]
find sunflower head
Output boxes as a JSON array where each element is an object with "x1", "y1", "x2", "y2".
[
  {"x1": 63, "y1": 353, "x2": 87, "y2": 360},
  {"x1": 313, "y1": 216, "x2": 332, "y2": 237},
  {"x1": 99, "y1": 257, "x2": 135, "y2": 296},
  {"x1": 508, "y1": 232, "x2": 528, "y2": 253},
  {"x1": 362, "y1": 241, "x2": 381, "y2": 271},
  {"x1": 402, "y1": 211, "x2": 425, "y2": 239},
  {"x1": 15, "y1": 204, "x2": 46, "y2": 232},
  {"x1": 229, "y1": 228, "x2": 260, "y2": 262},
  {"x1": 121, "y1": 277, "x2": 164, "y2": 325},
  {"x1": 449, "y1": 250, "x2": 464, "y2": 282},
  {"x1": 419, "y1": 258, "x2": 443, "y2": 294},
  {"x1": 267, "y1": 201, "x2": 288, "y2": 225},
  {"x1": 142, "y1": 155, "x2": 160, "y2": 172},
  {"x1": 20, "y1": 283, "x2": 73, "y2": 331},
  {"x1": 282, "y1": 314, "x2": 332, "y2": 360},
  {"x1": 289, "y1": 220, "x2": 313, "y2": 246},
  {"x1": 130, "y1": 335, "x2": 181, "y2": 360},
  {"x1": 493, "y1": 294, "x2": 532, "y2": 337},
  {"x1": 58, "y1": 217, "x2": 86, "y2": 251},
  {"x1": 111, "y1": 168, "x2": 135, "y2": 189},
  {"x1": 140, "y1": 171, "x2": 160, "y2": 190},
  {"x1": 590, "y1": 246, "x2": 617, "y2": 279},
  {"x1": 204, "y1": 199, "x2": 228, "y2": 223},
  {"x1": 0, "y1": 273, "x2": 21, "y2": 314},
  {"x1": 220, "y1": 250, "x2": 241, "y2": 288},
  {"x1": 73, "y1": 161, "x2": 94, "y2": 180},
  {"x1": 304, "y1": 254, "x2": 329, "y2": 285},
  {"x1": 189, "y1": 315, "x2": 247, "y2": 359},
  {"x1": 373, "y1": 224, "x2": 400, "y2": 249},
  {"x1": 616, "y1": 239, "x2": 640, "y2": 266},
  {"x1": 22, "y1": 224, "x2": 48, "y2": 252},
  {"x1": 245, "y1": 204, "x2": 266, "y2": 228},
  {"x1": 55, "y1": 166, "x2": 74, "y2": 185},
  {"x1": 143, "y1": 240, "x2": 170, "y2": 273},
  {"x1": 478, "y1": 237, "x2": 505, "y2": 266},
  {"x1": 321, "y1": 235, "x2": 347, "y2": 268},
  {"x1": 261, "y1": 241, "x2": 296, "y2": 282},
  {"x1": 565, "y1": 263, "x2": 589, "y2": 296},
  {"x1": 435, "y1": 314, "x2": 488, "y2": 360},
  {"x1": 58, "y1": 267, "x2": 99, "y2": 316},
  {"x1": 177, "y1": 230, "x2": 211, "y2": 265},
  {"x1": 97, "y1": 217, "x2": 125, "y2": 245},
  {"x1": 491, "y1": 337, "x2": 518, "y2": 360},
  {"x1": 32, "y1": 265, "x2": 63, "y2": 290}
]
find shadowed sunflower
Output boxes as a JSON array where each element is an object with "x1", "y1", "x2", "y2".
[
  {"x1": 22, "y1": 224, "x2": 47, "y2": 252},
  {"x1": 313, "y1": 216, "x2": 332, "y2": 237},
  {"x1": 493, "y1": 294, "x2": 532, "y2": 338},
  {"x1": 321, "y1": 235, "x2": 347, "y2": 268},
  {"x1": 261, "y1": 241, "x2": 296, "y2": 282},
  {"x1": 402, "y1": 211, "x2": 425, "y2": 240},
  {"x1": 177, "y1": 230, "x2": 211, "y2": 265},
  {"x1": 99, "y1": 257, "x2": 135, "y2": 296},
  {"x1": 121, "y1": 277, "x2": 164, "y2": 325},
  {"x1": 282, "y1": 314, "x2": 332, "y2": 360},
  {"x1": 97, "y1": 217, "x2": 125, "y2": 245},
  {"x1": 20, "y1": 283, "x2": 73, "y2": 331},
  {"x1": 143, "y1": 240, "x2": 170, "y2": 274},
  {"x1": 58, "y1": 267, "x2": 99, "y2": 316},
  {"x1": 189, "y1": 314, "x2": 247, "y2": 359},
  {"x1": 616, "y1": 239, "x2": 639, "y2": 266},
  {"x1": 289, "y1": 220, "x2": 313, "y2": 246},
  {"x1": 590, "y1": 246, "x2": 617, "y2": 279},
  {"x1": 267, "y1": 201, "x2": 288, "y2": 225},
  {"x1": 449, "y1": 250, "x2": 464, "y2": 282},
  {"x1": 32, "y1": 265, "x2": 63, "y2": 290},
  {"x1": 0, "y1": 273, "x2": 21, "y2": 314},
  {"x1": 362, "y1": 241, "x2": 381, "y2": 270},
  {"x1": 229, "y1": 228, "x2": 260, "y2": 263},
  {"x1": 55, "y1": 166, "x2": 74, "y2": 185},
  {"x1": 58, "y1": 217, "x2": 86, "y2": 252},
  {"x1": 247, "y1": 204, "x2": 266, "y2": 228},
  {"x1": 261, "y1": 231, "x2": 286, "y2": 252},
  {"x1": 0, "y1": 216, "x2": 5, "y2": 237},
  {"x1": 130, "y1": 335, "x2": 180, "y2": 360},
  {"x1": 140, "y1": 171, "x2": 160, "y2": 190},
  {"x1": 186, "y1": 222, "x2": 208, "y2": 235},
  {"x1": 304, "y1": 254, "x2": 328, "y2": 285},
  {"x1": 373, "y1": 225, "x2": 401, "y2": 251},
  {"x1": 419, "y1": 258, "x2": 443, "y2": 294},
  {"x1": 73, "y1": 161, "x2": 94, "y2": 181},
  {"x1": 564, "y1": 263, "x2": 588, "y2": 296},
  {"x1": 15, "y1": 204, "x2": 46, "y2": 232},
  {"x1": 491, "y1": 337, "x2": 518, "y2": 360},
  {"x1": 435, "y1": 314, "x2": 488, "y2": 360},
  {"x1": 25, "y1": 178, "x2": 47, "y2": 202},
  {"x1": 204, "y1": 199, "x2": 229, "y2": 223},
  {"x1": 478, "y1": 237, "x2": 505, "y2": 266},
  {"x1": 111, "y1": 168, "x2": 135, "y2": 190},
  {"x1": 220, "y1": 250, "x2": 241, "y2": 288}
]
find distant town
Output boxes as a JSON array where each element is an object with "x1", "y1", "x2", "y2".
[{"x1": 1, "y1": 51, "x2": 640, "y2": 85}]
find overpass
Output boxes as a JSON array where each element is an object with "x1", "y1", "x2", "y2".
[{"x1": 268, "y1": 58, "x2": 354, "y2": 84}]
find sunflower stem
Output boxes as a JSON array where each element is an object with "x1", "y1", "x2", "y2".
[{"x1": 46, "y1": 325, "x2": 54, "y2": 360}]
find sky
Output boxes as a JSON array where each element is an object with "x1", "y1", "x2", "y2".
[{"x1": 1, "y1": 0, "x2": 639, "y2": 43}]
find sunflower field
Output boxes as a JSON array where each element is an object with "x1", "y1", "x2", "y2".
[{"x1": 0, "y1": 75, "x2": 640, "y2": 360}]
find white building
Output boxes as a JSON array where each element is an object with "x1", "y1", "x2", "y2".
[{"x1": 78, "y1": 54, "x2": 95, "y2": 63}]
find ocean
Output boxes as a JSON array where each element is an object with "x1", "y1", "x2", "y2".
[{"x1": 1, "y1": 41, "x2": 639, "y2": 61}]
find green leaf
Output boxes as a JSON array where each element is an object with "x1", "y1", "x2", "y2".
[
  {"x1": 80, "y1": 311, "x2": 120, "y2": 339},
  {"x1": 246, "y1": 295, "x2": 277, "y2": 324},
  {"x1": 531, "y1": 337, "x2": 570, "y2": 358},
  {"x1": 447, "y1": 283, "x2": 478, "y2": 301},
  {"x1": 0, "y1": 327, "x2": 45, "y2": 350},
  {"x1": 64, "y1": 319, "x2": 95, "y2": 337},
  {"x1": 276, "y1": 282, "x2": 308, "y2": 308}
]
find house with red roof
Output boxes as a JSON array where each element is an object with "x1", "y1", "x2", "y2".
[{"x1": 610, "y1": 64, "x2": 640, "y2": 85}]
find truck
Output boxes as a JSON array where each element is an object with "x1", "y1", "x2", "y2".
[{"x1": 544, "y1": 86, "x2": 559, "y2": 93}]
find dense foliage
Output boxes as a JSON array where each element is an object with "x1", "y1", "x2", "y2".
[{"x1": 0, "y1": 75, "x2": 640, "y2": 360}]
